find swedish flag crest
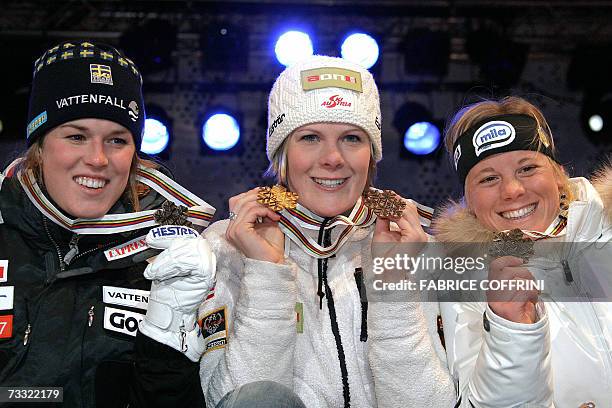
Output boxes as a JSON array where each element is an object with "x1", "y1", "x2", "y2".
[{"x1": 90, "y1": 64, "x2": 113, "y2": 85}]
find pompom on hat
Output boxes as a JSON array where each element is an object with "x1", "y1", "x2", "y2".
[{"x1": 266, "y1": 55, "x2": 382, "y2": 162}]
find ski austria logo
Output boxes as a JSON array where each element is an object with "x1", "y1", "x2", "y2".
[{"x1": 472, "y1": 121, "x2": 516, "y2": 157}]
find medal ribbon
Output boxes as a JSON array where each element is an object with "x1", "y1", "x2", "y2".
[
  {"x1": 510, "y1": 214, "x2": 568, "y2": 240},
  {"x1": 18, "y1": 165, "x2": 215, "y2": 234},
  {"x1": 277, "y1": 196, "x2": 435, "y2": 259}
]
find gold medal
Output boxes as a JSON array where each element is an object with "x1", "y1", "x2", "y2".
[
  {"x1": 257, "y1": 185, "x2": 299, "y2": 212},
  {"x1": 488, "y1": 229, "x2": 534, "y2": 261},
  {"x1": 363, "y1": 189, "x2": 406, "y2": 218}
]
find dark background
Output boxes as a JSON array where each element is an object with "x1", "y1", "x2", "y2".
[{"x1": 1, "y1": 0, "x2": 610, "y2": 219}]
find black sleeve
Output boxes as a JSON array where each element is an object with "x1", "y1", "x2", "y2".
[{"x1": 130, "y1": 332, "x2": 206, "y2": 408}]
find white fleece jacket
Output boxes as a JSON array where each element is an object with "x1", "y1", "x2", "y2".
[{"x1": 199, "y1": 220, "x2": 456, "y2": 408}]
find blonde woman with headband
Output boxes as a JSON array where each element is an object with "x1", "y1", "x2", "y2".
[{"x1": 434, "y1": 96, "x2": 611, "y2": 407}]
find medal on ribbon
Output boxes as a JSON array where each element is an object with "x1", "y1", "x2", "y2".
[
  {"x1": 257, "y1": 185, "x2": 299, "y2": 212},
  {"x1": 363, "y1": 189, "x2": 406, "y2": 218}
]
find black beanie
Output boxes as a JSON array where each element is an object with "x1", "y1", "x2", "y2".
[{"x1": 26, "y1": 41, "x2": 145, "y2": 147}]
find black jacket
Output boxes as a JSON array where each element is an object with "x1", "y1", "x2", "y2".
[{"x1": 0, "y1": 173, "x2": 205, "y2": 407}]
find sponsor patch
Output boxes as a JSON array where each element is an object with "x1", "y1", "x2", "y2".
[
  {"x1": 103, "y1": 306, "x2": 145, "y2": 337},
  {"x1": 55, "y1": 94, "x2": 126, "y2": 110},
  {"x1": 200, "y1": 306, "x2": 227, "y2": 353},
  {"x1": 149, "y1": 226, "x2": 199, "y2": 239},
  {"x1": 128, "y1": 101, "x2": 139, "y2": 122},
  {"x1": 472, "y1": 120, "x2": 516, "y2": 157},
  {"x1": 102, "y1": 286, "x2": 149, "y2": 310},
  {"x1": 104, "y1": 235, "x2": 148, "y2": 261},
  {"x1": 0, "y1": 286, "x2": 14, "y2": 311},
  {"x1": 269, "y1": 113, "x2": 285, "y2": 137},
  {"x1": 27, "y1": 111, "x2": 47, "y2": 138},
  {"x1": 0, "y1": 315, "x2": 13, "y2": 339},
  {"x1": 453, "y1": 145, "x2": 462, "y2": 170},
  {"x1": 0, "y1": 260, "x2": 7, "y2": 283},
  {"x1": 318, "y1": 92, "x2": 354, "y2": 112},
  {"x1": 90, "y1": 64, "x2": 113, "y2": 85},
  {"x1": 301, "y1": 67, "x2": 363, "y2": 92}
]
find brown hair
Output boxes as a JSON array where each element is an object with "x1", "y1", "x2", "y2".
[
  {"x1": 444, "y1": 96, "x2": 575, "y2": 202},
  {"x1": 15, "y1": 137, "x2": 157, "y2": 212}
]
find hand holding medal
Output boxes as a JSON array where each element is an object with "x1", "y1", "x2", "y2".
[
  {"x1": 225, "y1": 186, "x2": 287, "y2": 264},
  {"x1": 486, "y1": 229, "x2": 539, "y2": 324}
]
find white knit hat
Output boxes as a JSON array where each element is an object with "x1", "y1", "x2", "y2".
[{"x1": 266, "y1": 55, "x2": 382, "y2": 162}]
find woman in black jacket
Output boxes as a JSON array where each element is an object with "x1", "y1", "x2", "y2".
[{"x1": 0, "y1": 41, "x2": 215, "y2": 407}]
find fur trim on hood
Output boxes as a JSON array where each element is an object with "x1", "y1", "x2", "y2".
[
  {"x1": 591, "y1": 161, "x2": 612, "y2": 225},
  {"x1": 432, "y1": 161, "x2": 612, "y2": 243}
]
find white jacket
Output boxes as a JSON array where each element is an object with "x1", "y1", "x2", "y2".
[
  {"x1": 434, "y1": 172, "x2": 612, "y2": 408},
  {"x1": 199, "y1": 219, "x2": 456, "y2": 408}
]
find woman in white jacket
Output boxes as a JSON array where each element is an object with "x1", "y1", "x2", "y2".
[
  {"x1": 433, "y1": 96, "x2": 611, "y2": 408},
  {"x1": 198, "y1": 55, "x2": 455, "y2": 408}
]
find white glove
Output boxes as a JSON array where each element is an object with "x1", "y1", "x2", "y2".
[{"x1": 138, "y1": 225, "x2": 216, "y2": 362}]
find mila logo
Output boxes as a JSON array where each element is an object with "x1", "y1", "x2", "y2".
[{"x1": 472, "y1": 120, "x2": 516, "y2": 157}]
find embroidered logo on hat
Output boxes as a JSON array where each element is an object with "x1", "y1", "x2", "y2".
[
  {"x1": 128, "y1": 101, "x2": 139, "y2": 122},
  {"x1": 472, "y1": 120, "x2": 516, "y2": 157},
  {"x1": 301, "y1": 67, "x2": 363, "y2": 92},
  {"x1": 90, "y1": 64, "x2": 113, "y2": 85},
  {"x1": 26, "y1": 111, "x2": 47, "y2": 138},
  {"x1": 318, "y1": 92, "x2": 354, "y2": 111}
]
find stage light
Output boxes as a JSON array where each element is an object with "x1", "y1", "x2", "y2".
[
  {"x1": 202, "y1": 22, "x2": 249, "y2": 72},
  {"x1": 588, "y1": 115, "x2": 604, "y2": 133},
  {"x1": 580, "y1": 93, "x2": 612, "y2": 143},
  {"x1": 142, "y1": 119, "x2": 170, "y2": 155},
  {"x1": 119, "y1": 19, "x2": 177, "y2": 75},
  {"x1": 140, "y1": 105, "x2": 172, "y2": 159},
  {"x1": 275, "y1": 31, "x2": 313, "y2": 67},
  {"x1": 393, "y1": 102, "x2": 442, "y2": 157},
  {"x1": 401, "y1": 29, "x2": 450, "y2": 77},
  {"x1": 340, "y1": 33, "x2": 379, "y2": 69},
  {"x1": 202, "y1": 113, "x2": 241, "y2": 151},
  {"x1": 403, "y1": 122, "x2": 441, "y2": 155}
]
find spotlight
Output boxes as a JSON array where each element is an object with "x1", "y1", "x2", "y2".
[
  {"x1": 275, "y1": 31, "x2": 313, "y2": 67},
  {"x1": 466, "y1": 29, "x2": 529, "y2": 88},
  {"x1": 202, "y1": 22, "x2": 249, "y2": 72},
  {"x1": 403, "y1": 122, "x2": 441, "y2": 155},
  {"x1": 401, "y1": 29, "x2": 450, "y2": 77},
  {"x1": 393, "y1": 102, "x2": 442, "y2": 157},
  {"x1": 141, "y1": 105, "x2": 172, "y2": 159},
  {"x1": 201, "y1": 111, "x2": 241, "y2": 153},
  {"x1": 340, "y1": 33, "x2": 379, "y2": 69},
  {"x1": 119, "y1": 19, "x2": 177, "y2": 75},
  {"x1": 580, "y1": 93, "x2": 612, "y2": 143}
]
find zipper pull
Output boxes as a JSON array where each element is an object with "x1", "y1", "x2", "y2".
[
  {"x1": 64, "y1": 235, "x2": 81, "y2": 265},
  {"x1": 179, "y1": 324, "x2": 187, "y2": 353},
  {"x1": 23, "y1": 324, "x2": 31, "y2": 346},
  {"x1": 87, "y1": 306, "x2": 95, "y2": 327},
  {"x1": 562, "y1": 260, "x2": 574, "y2": 283}
]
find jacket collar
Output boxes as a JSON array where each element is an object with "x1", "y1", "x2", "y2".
[{"x1": 432, "y1": 166, "x2": 611, "y2": 243}]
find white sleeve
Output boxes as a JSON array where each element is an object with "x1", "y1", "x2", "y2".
[
  {"x1": 440, "y1": 301, "x2": 553, "y2": 408},
  {"x1": 198, "y1": 221, "x2": 298, "y2": 407}
]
